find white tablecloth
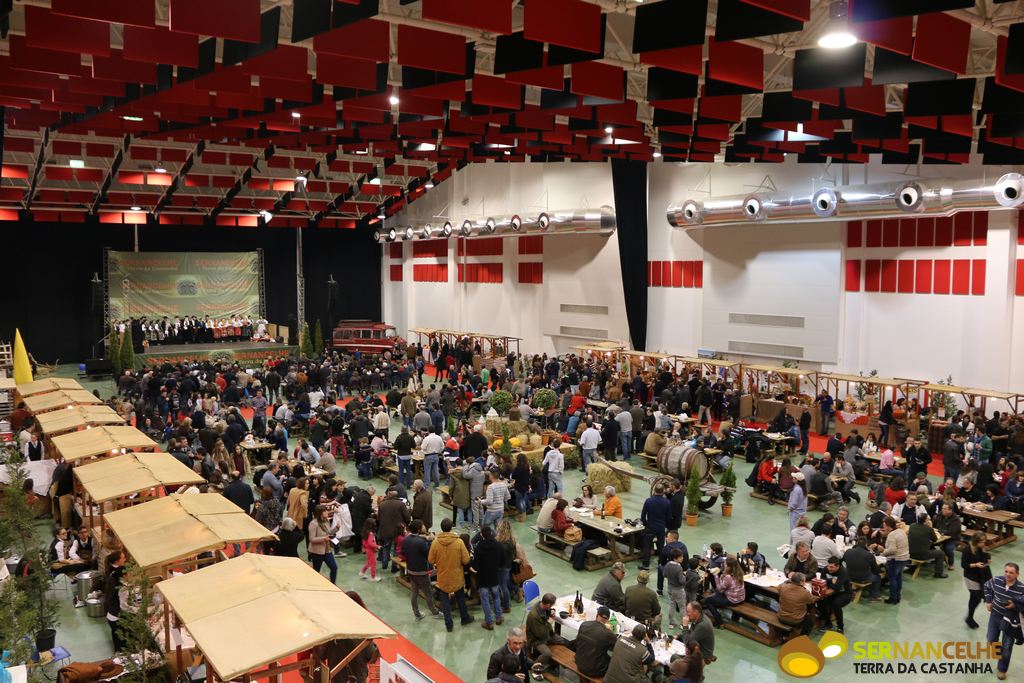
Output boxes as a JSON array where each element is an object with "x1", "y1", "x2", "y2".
[
  {"x1": 0, "y1": 459, "x2": 57, "y2": 495},
  {"x1": 554, "y1": 595, "x2": 686, "y2": 666}
]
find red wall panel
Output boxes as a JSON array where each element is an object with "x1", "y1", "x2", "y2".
[
  {"x1": 916, "y1": 217, "x2": 934, "y2": 247},
  {"x1": 865, "y1": 220, "x2": 882, "y2": 247},
  {"x1": 864, "y1": 259, "x2": 881, "y2": 292},
  {"x1": 845, "y1": 259, "x2": 862, "y2": 292},
  {"x1": 951, "y1": 259, "x2": 971, "y2": 295},
  {"x1": 934, "y1": 217, "x2": 954, "y2": 246},
  {"x1": 933, "y1": 259, "x2": 951, "y2": 294},
  {"x1": 1017, "y1": 260, "x2": 1024, "y2": 296},
  {"x1": 914, "y1": 260, "x2": 932, "y2": 294},
  {"x1": 953, "y1": 212, "x2": 973, "y2": 246},
  {"x1": 682, "y1": 261, "x2": 694, "y2": 288},
  {"x1": 412, "y1": 239, "x2": 447, "y2": 258},
  {"x1": 1019, "y1": 212, "x2": 1024, "y2": 245},
  {"x1": 388, "y1": 242, "x2": 403, "y2": 259},
  {"x1": 413, "y1": 263, "x2": 448, "y2": 282},
  {"x1": 694, "y1": 261, "x2": 703, "y2": 288},
  {"x1": 973, "y1": 211, "x2": 988, "y2": 245},
  {"x1": 662, "y1": 260, "x2": 673, "y2": 286},
  {"x1": 650, "y1": 261, "x2": 663, "y2": 287},
  {"x1": 971, "y1": 260, "x2": 986, "y2": 296},
  {"x1": 847, "y1": 221, "x2": 862, "y2": 248},
  {"x1": 882, "y1": 220, "x2": 899, "y2": 247},
  {"x1": 671, "y1": 261, "x2": 683, "y2": 287},
  {"x1": 898, "y1": 219, "x2": 916, "y2": 247},
  {"x1": 880, "y1": 259, "x2": 898, "y2": 292},
  {"x1": 389, "y1": 264, "x2": 403, "y2": 281},
  {"x1": 897, "y1": 259, "x2": 915, "y2": 292},
  {"x1": 518, "y1": 235, "x2": 543, "y2": 254},
  {"x1": 518, "y1": 262, "x2": 543, "y2": 284}
]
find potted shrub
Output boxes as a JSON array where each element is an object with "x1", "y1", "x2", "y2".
[
  {"x1": 685, "y1": 465, "x2": 702, "y2": 526},
  {"x1": 719, "y1": 462, "x2": 736, "y2": 517},
  {"x1": 488, "y1": 389, "x2": 514, "y2": 416}
]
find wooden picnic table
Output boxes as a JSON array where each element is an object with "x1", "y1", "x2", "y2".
[
  {"x1": 240, "y1": 440, "x2": 274, "y2": 465},
  {"x1": 960, "y1": 505, "x2": 1020, "y2": 549},
  {"x1": 566, "y1": 508, "x2": 645, "y2": 564},
  {"x1": 863, "y1": 451, "x2": 907, "y2": 467}
]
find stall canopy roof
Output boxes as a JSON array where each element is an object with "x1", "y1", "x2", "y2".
[
  {"x1": 52, "y1": 426, "x2": 158, "y2": 463},
  {"x1": 37, "y1": 405, "x2": 124, "y2": 435},
  {"x1": 918, "y1": 384, "x2": 1020, "y2": 400},
  {"x1": 820, "y1": 373, "x2": 923, "y2": 387},
  {"x1": 157, "y1": 554, "x2": 395, "y2": 681},
  {"x1": 105, "y1": 494, "x2": 276, "y2": 570},
  {"x1": 676, "y1": 357, "x2": 739, "y2": 369},
  {"x1": 23, "y1": 389, "x2": 103, "y2": 413},
  {"x1": 0, "y1": 378, "x2": 15, "y2": 391},
  {"x1": 746, "y1": 364, "x2": 807, "y2": 377},
  {"x1": 74, "y1": 452, "x2": 204, "y2": 503},
  {"x1": 15, "y1": 378, "x2": 85, "y2": 396}
]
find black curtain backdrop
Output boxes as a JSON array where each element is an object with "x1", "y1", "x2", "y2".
[
  {"x1": 610, "y1": 159, "x2": 649, "y2": 351},
  {"x1": 2, "y1": 222, "x2": 381, "y2": 364}
]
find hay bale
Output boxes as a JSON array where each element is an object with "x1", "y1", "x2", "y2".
[
  {"x1": 483, "y1": 418, "x2": 528, "y2": 440},
  {"x1": 587, "y1": 461, "x2": 634, "y2": 493},
  {"x1": 527, "y1": 434, "x2": 542, "y2": 449},
  {"x1": 523, "y1": 443, "x2": 578, "y2": 470}
]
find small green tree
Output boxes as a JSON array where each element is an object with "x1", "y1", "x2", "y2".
[
  {"x1": 313, "y1": 319, "x2": 324, "y2": 357},
  {"x1": 117, "y1": 561, "x2": 160, "y2": 679},
  {"x1": 532, "y1": 388, "x2": 557, "y2": 411},
  {"x1": 489, "y1": 389, "x2": 514, "y2": 415},
  {"x1": 719, "y1": 462, "x2": 736, "y2": 505},
  {"x1": 686, "y1": 465, "x2": 702, "y2": 516},
  {"x1": 299, "y1": 322, "x2": 314, "y2": 358},
  {"x1": 935, "y1": 375, "x2": 959, "y2": 419},
  {"x1": 120, "y1": 329, "x2": 136, "y2": 372},
  {"x1": 499, "y1": 423, "x2": 514, "y2": 460},
  {"x1": 108, "y1": 327, "x2": 122, "y2": 375}
]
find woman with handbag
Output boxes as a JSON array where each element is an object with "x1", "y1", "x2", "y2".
[{"x1": 551, "y1": 499, "x2": 577, "y2": 539}]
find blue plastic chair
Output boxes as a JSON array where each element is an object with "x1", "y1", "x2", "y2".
[{"x1": 522, "y1": 579, "x2": 540, "y2": 607}]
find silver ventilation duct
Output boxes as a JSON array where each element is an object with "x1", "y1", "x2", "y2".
[
  {"x1": 375, "y1": 206, "x2": 616, "y2": 242},
  {"x1": 668, "y1": 174, "x2": 1024, "y2": 229}
]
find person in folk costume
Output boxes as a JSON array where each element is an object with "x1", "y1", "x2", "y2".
[
  {"x1": 233, "y1": 316, "x2": 242, "y2": 341},
  {"x1": 201, "y1": 317, "x2": 211, "y2": 343},
  {"x1": 243, "y1": 316, "x2": 253, "y2": 339}
]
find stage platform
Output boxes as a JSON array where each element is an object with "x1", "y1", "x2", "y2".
[{"x1": 136, "y1": 341, "x2": 295, "y2": 368}]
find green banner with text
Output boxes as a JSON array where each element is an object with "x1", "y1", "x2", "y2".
[{"x1": 108, "y1": 251, "x2": 261, "y2": 319}]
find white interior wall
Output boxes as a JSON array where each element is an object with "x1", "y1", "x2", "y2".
[{"x1": 384, "y1": 159, "x2": 1024, "y2": 392}]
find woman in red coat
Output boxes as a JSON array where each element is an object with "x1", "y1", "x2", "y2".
[{"x1": 551, "y1": 498, "x2": 573, "y2": 537}]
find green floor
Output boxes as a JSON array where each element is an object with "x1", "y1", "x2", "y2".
[{"x1": 45, "y1": 366, "x2": 1020, "y2": 682}]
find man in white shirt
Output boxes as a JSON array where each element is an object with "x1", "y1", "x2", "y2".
[
  {"x1": 372, "y1": 406, "x2": 391, "y2": 436},
  {"x1": 294, "y1": 439, "x2": 319, "y2": 465},
  {"x1": 420, "y1": 429, "x2": 445, "y2": 489},
  {"x1": 578, "y1": 419, "x2": 601, "y2": 472},
  {"x1": 274, "y1": 403, "x2": 294, "y2": 424},
  {"x1": 542, "y1": 438, "x2": 565, "y2": 495},
  {"x1": 614, "y1": 408, "x2": 633, "y2": 459}
]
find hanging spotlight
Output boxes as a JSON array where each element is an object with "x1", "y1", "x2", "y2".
[
  {"x1": 291, "y1": 111, "x2": 301, "y2": 119},
  {"x1": 818, "y1": 1, "x2": 857, "y2": 49},
  {"x1": 652, "y1": 151, "x2": 662, "y2": 158},
  {"x1": 537, "y1": 212, "x2": 551, "y2": 230},
  {"x1": 389, "y1": 94, "x2": 400, "y2": 105},
  {"x1": 604, "y1": 126, "x2": 614, "y2": 134},
  {"x1": 425, "y1": 180, "x2": 435, "y2": 189},
  {"x1": 130, "y1": 205, "x2": 142, "y2": 211},
  {"x1": 419, "y1": 224, "x2": 432, "y2": 239},
  {"x1": 482, "y1": 218, "x2": 497, "y2": 234},
  {"x1": 460, "y1": 219, "x2": 473, "y2": 237},
  {"x1": 510, "y1": 215, "x2": 523, "y2": 231},
  {"x1": 154, "y1": 166, "x2": 167, "y2": 174},
  {"x1": 441, "y1": 221, "x2": 453, "y2": 237},
  {"x1": 69, "y1": 159, "x2": 85, "y2": 169},
  {"x1": 259, "y1": 210, "x2": 273, "y2": 222},
  {"x1": 369, "y1": 177, "x2": 382, "y2": 186},
  {"x1": 384, "y1": 227, "x2": 397, "y2": 241}
]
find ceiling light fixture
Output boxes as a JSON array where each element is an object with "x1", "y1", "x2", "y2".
[
  {"x1": 291, "y1": 111, "x2": 301, "y2": 119},
  {"x1": 154, "y1": 166, "x2": 167, "y2": 174},
  {"x1": 295, "y1": 175, "x2": 307, "y2": 184},
  {"x1": 378, "y1": 212, "x2": 387, "y2": 219},
  {"x1": 652, "y1": 151, "x2": 662, "y2": 158},
  {"x1": 259, "y1": 210, "x2": 273, "y2": 222},
  {"x1": 389, "y1": 95, "x2": 400, "y2": 105},
  {"x1": 818, "y1": 1, "x2": 857, "y2": 49},
  {"x1": 122, "y1": 115, "x2": 144, "y2": 122},
  {"x1": 604, "y1": 126, "x2": 614, "y2": 134},
  {"x1": 425, "y1": 181, "x2": 435, "y2": 189},
  {"x1": 130, "y1": 205, "x2": 141, "y2": 211},
  {"x1": 369, "y1": 177, "x2": 382, "y2": 185},
  {"x1": 69, "y1": 159, "x2": 85, "y2": 169}
]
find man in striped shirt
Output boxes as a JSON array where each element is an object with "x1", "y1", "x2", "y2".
[{"x1": 984, "y1": 562, "x2": 1024, "y2": 680}]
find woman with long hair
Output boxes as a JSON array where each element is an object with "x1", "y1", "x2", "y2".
[
  {"x1": 307, "y1": 504, "x2": 339, "y2": 584},
  {"x1": 511, "y1": 453, "x2": 531, "y2": 520},
  {"x1": 961, "y1": 535, "x2": 991, "y2": 629},
  {"x1": 702, "y1": 557, "x2": 746, "y2": 628},
  {"x1": 494, "y1": 518, "x2": 519, "y2": 608},
  {"x1": 287, "y1": 476, "x2": 310, "y2": 534}
]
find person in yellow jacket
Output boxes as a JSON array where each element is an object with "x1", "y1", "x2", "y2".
[{"x1": 427, "y1": 518, "x2": 475, "y2": 632}]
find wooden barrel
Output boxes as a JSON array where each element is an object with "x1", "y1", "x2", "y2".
[{"x1": 656, "y1": 444, "x2": 710, "y2": 483}]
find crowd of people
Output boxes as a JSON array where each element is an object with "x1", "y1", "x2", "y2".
[
  {"x1": 11, "y1": 334, "x2": 1024, "y2": 682},
  {"x1": 114, "y1": 316, "x2": 272, "y2": 348}
]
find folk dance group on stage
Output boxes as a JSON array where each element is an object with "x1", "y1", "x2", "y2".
[{"x1": 115, "y1": 316, "x2": 271, "y2": 345}]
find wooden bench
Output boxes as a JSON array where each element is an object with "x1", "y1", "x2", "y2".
[
  {"x1": 749, "y1": 490, "x2": 821, "y2": 510},
  {"x1": 850, "y1": 581, "x2": 872, "y2": 604},
  {"x1": 908, "y1": 559, "x2": 928, "y2": 580},
  {"x1": 438, "y1": 484, "x2": 453, "y2": 510},
  {"x1": 530, "y1": 526, "x2": 611, "y2": 571},
  {"x1": 542, "y1": 644, "x2": 603, "y2": 683},
  {"x1": 639, "y1": 452, "x2": 659, "y2": 472},
  {"x1": 1008, "y1": 519, "x2": 1024, "y2": 529},
  {"x1": 720, "y1": 602, "x2": 794, "y2": 647}
]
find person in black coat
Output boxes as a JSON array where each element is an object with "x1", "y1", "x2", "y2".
[
  {"x1": 473, "y1": 526, "x2": 505, "y2": 629},
  {"x1": 961, "y1": 536, "x2": 992, "y2": 629},
  {"x1": 816, "y1": 556, "x2": 852, "y2": 632},
  {"x1": 349, "y1": 486, "x2": 374, "y2": 554},
  {"x1": 222, "y1": 471, "x2": 255, "y2": 513},
  {"x1": 601, "y1": 418, "x2": 620, "y2": 462},
  {"x1": 104, "y1": 551, "x2": 128, "y2": 652}
]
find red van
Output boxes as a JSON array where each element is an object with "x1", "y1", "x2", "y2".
[{"x1": 332, "y1": 321, "x2": 405, "y2": 355}]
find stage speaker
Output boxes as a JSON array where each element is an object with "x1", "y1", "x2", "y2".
[{"x1": 84, "y1": 358, "x2": 113, "y2": 376}]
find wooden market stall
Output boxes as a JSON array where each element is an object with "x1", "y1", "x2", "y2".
[
  {"x1": 51, "y1": 425, "x2": 158, "y2": 466},
  {"x1": 155, "y1": 554, "x2": 396, "y2": 680},
  {"x1": 916, "y1": 383, "x2": 1022, "y2": 453},
  {"x1": 619, "y1": 350, "x2": 673, "y2": 376},
  {"x1": 23, "y1": 388, "x2": 102, "y2": 414},
  {"x1": 37, "y1": 404, "x2": 124, "y2": 439},
  {"x1": 671, "y1": 356, "x2": 742, "y2": 384},
  {"x1": 103, "y1": 493, "x2": 276, "y2": 582},
  {"x1": 410, "y1": 327, "x2": 522, "y2": 357},
  {"x1": 814, "y1": 373, "x2": 924, "y2": 437},
  {"x1": 73, "y1": 451, "x2": 205, "y2": 533},
  {"x1": 13, "y1": 377, "x2": 86, "y2": 402},
  {"x1": 743, "y1": 364, "x2": 815, "y2": 425}
]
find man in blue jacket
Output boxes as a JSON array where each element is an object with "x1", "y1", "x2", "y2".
[{"x1": 640, "y1": 483, "x2": 672, "y2": 570}]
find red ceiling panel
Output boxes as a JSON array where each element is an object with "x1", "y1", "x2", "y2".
[
  {"x1": 423, "y1": 0, "x2": 512, "y2": 34},
  {"x1": 504, "y1": 65, "x2": 565, "y2": 90},
  {"x1": 707, "y1": 39, "x2": 763, "y2": 92},
  {"x1": 639, "y1": 46, "x2": 703, "y2": 75},
  {"x1": 170, "y1": 0, "x2": 261, "y2": 43},
  {"x1": 260, "y1": 76, "x2": 315, "y2": 102},
  {"x1": 313, "y1": 19, "x2": 390, "y2": 62},
  {"x1": 843, "y1": 81, "x2": 885, "y2": 116},
  {"x1": 570, "y1": 61, "x2": 623, "y2": 101},
  {"x1": 242, "y1": 46, "x2": 310, "y2": 82},
  {"x1": 971, "y1": 260, "x2": 986, "y2": 296},
  {"x1": 896, "y1": 259, "x2": 914, "y2": 293},
  {"x1": 879, "y1": 259, "x2": 897, "y2": 292},
  {"x1": 741, "y1": 0, "x2": 809, "y2": 20},
  {"x1": 316, "y1": 54, "x2": 379, "y2": 90},
  {"x1": 854, "y1": 16, "x2": 912, "y2": 56},
  {"x1": 397, "y1": 25, "x2": 466, "y2": 76},
  {"x1": 524, "y1": 0, "x2": 603, "y2": 53},
  {"x1": 472, "y1": 75, "x2": 523, "y2": 109},
  {"x1": 123, "y1": 26, "x2": 199, "y2": 67},
  {"x1": 92, "y1": 51, "x2": 158, "y2": 85},
  {"x1": 995, "y1": 35, "x2": 1024, "y2": 94},
  {"x1": 952, "y1": 259, "x2": 971, "y2": 295},
  {"x1": 8, "y1": 36, "x2": 83, "y2": 77},
  {"x1": 24, "y1": 7, "x2": 111, "y2": 57},
  {"x1": 912, "y1": 12, "x2": 971, "y2": 75},
  {"x1": 50, "y1": 0, "x2": 155, "y2": 28}
]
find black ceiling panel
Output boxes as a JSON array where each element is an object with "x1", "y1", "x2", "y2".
[
  {"x1": 850, "y1": 0, "x2": 973, "y2": 22},
  {"x1": 291, "y1": 0, "x2": 332, "y2": 42},
  {"x1": 1006, "y1": 23, "x2": 1024, "y2": 75},
  {"x1": 653, "y1": 109, "x2": 693, "y2": 127},
  {"x1": 881, "y1": 144, "x2": 921, "y2": 164},
  {"x1": 646, "y1": 68, "x2": 699, "y2": 101},
  {"x1": 905, "y1": 78, "x2": 976, "y2": 116},
  {"x1": 493, "y1": 31, "x2": 546, "y2": 74},
  {"x1": 332, "y1": 0, "x2": 379, "y2": 28},
  {"x1": 919, "y1": 130, "x2": 973, "y2": 153},
  {"x1": 715, "y1": 0, "x2": 803, "y2": 41},
  {"x1": 761, "y1": 92, "x2": 813, "y2": 122},
  {"x1": 539, "y1": 81, "x2": 579, "y2": 110},
  {"x1": 632, "y1": 0, "x2": 708, "y2": 52},
  {"x1": 871, "y1": 47, "x2": 956, "y2": 85},
  {"x1": 981, "y1": 77, "x2": 1024, "y2": 114},
  {"x1": 989, "y1": 114, "x2": 1024, "y2": 138},
  {"x1": 792, "y1": 44, "x2": 867, "y2": 91},
  {"x1": 852, "y1": 113, "x2": 904, "y2": 140}
]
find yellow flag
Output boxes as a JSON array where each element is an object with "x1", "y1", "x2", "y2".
[{"x1": 13, "y1": 328, "x2": 33, "y2": 383}]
